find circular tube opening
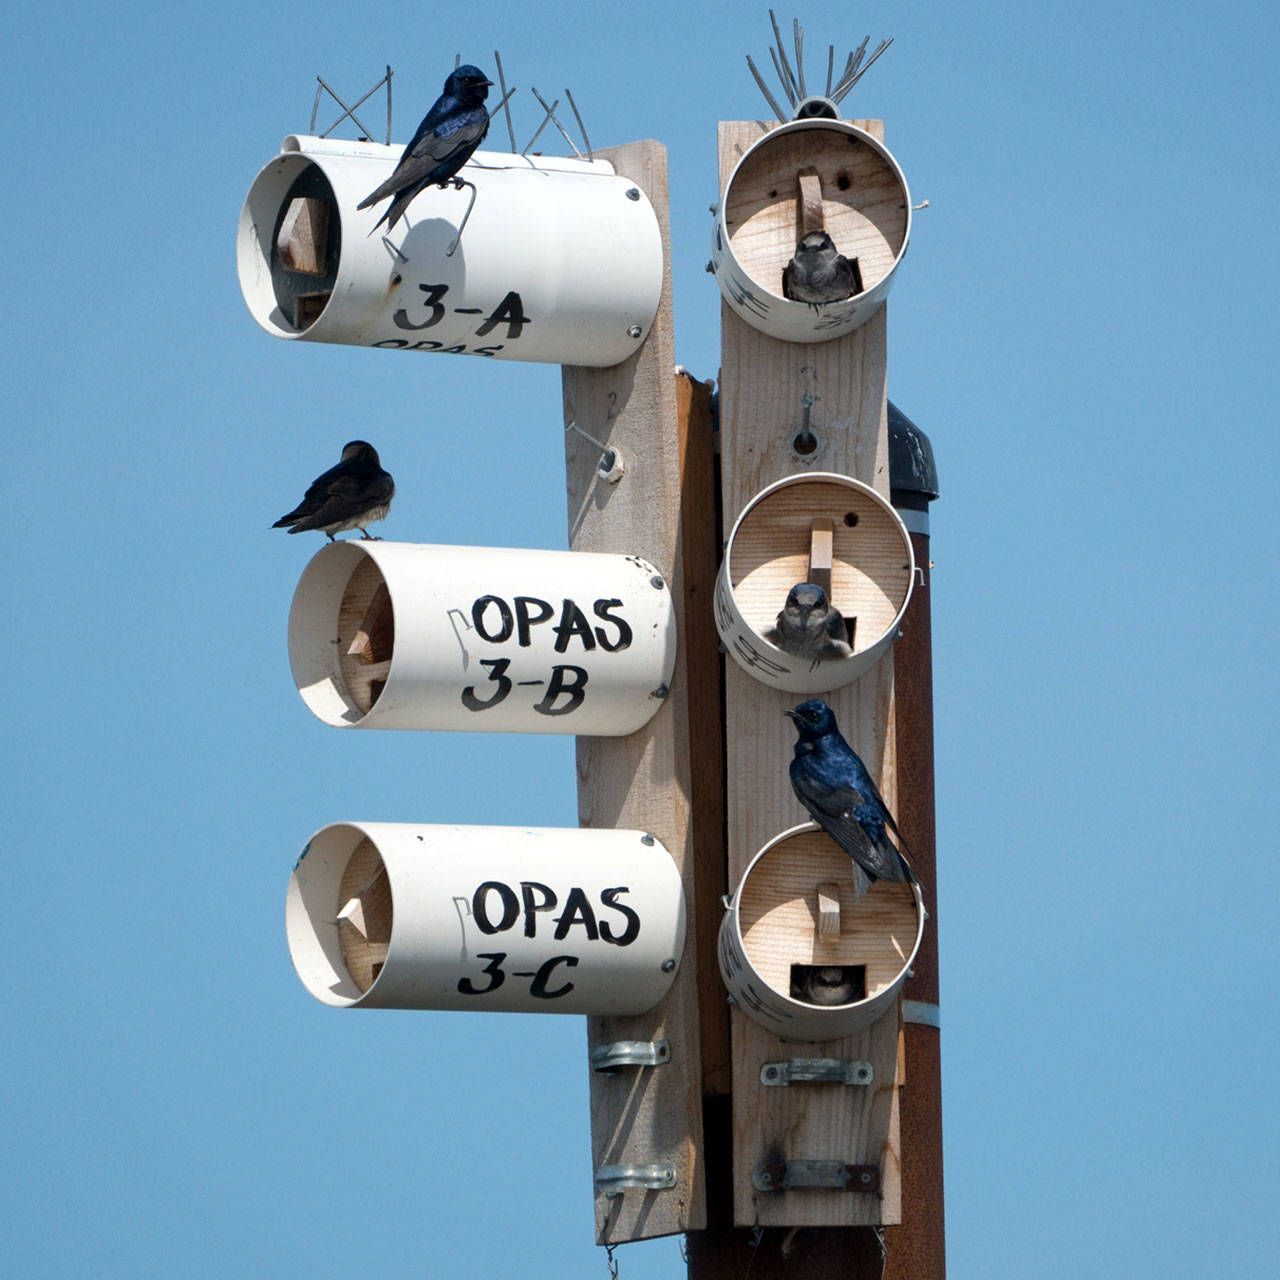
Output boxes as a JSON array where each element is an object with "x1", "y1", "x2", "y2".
[
  {"x1": 715, "y1": 473, "x2": 914, "y2": 693},
  {"x1": 238, "y1": 155, "x2": 342, "y2": 336}
]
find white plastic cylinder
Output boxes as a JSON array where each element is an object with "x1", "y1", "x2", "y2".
[
  {"x1": 237, "y1": 136, "x2": 663, "y2": 367},
  {"x1": 710, "y1": 119, "x2": 911, "y2": 343},
  {"x1": 714, "y1": 473, "x2": 914, "y2": 694},
  {"x1": 718, "y1": 823, "x2": 924, "y2": 1041},
  {"x1": 287, "y1": 822, "x2": 685, "y2": 1013},
  {"x1": 288, "y1": 539, "x2": 676, "y2": 735}
]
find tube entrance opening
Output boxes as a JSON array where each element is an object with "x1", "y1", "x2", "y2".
[
  {"x1": 336, "y1": 838, "x2": 393, "y2": 994},
  {"x1": 269, "y1": 162, "x2": 342, "y2": 331}
]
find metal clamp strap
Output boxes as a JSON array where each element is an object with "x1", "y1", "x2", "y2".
[
  {"x1": 760, "y1": 1057, "x2": 873, "y2": 1087},
  {"x1": 753, "y1": 1159, "x2": 881, "y2": 1194},
  {"x1": 590, "y1": 1040, "x2": 671, "y2": 1072},
  {"x1": 594, "y1": 1163, "x2": 677, "y2": 1197}
]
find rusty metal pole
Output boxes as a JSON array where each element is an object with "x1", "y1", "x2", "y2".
[
  {"x1": 882, "y1": 400, "x2": 945, "y2": 1280},
  {"x1": 684, "y1": 402, "x2": 943, "y2": 1280}
]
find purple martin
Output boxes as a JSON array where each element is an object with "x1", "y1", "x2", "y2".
[
  {"x1": 765, "y1": 582, "x2": 853, "y2": 670},
  {"x1": 785, "y1": 699, "x2": 916, "y2": 894},
  {"x1": 782, "y1": 230, "x2": 862, "y2": 304},
  {"x1": 272, "y1": 441, "x2": 394, "y2": 540},
  {"x1": 357, "y1": 64, "x2": 493, "y2": 234}
]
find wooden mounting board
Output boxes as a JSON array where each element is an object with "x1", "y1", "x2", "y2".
[
  {"x1": 561, "y1": 140, "x2": 707, "y2": 1245},
  {"x1": 718, "y1": 119, "x2": 903, "y2": 1229}
]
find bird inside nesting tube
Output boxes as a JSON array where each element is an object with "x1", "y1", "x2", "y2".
[
  {"x1": 715, "y1": 472, "x2": 913, "y2": 694},
  {"x1": 719, "y1": 823, "x2": 924, "y2": 1041},
  {"x1": 728, "y1": 122, "x2": 905, "y2": 303},
  {"x1": 711, "y1": 119, "x2": 911, "y2": 343}
]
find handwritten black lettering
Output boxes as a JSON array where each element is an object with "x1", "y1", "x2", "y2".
[
  {"x1": 529, "y1": 954, "x2": 578, "y2": 999},
  {"x1": 553, "y1": 887, "x2": 599, "y2": 941},
  {"x1": 533, "y1": 665, "x2": 588, "y2": 716},
  {"x1": 393, "y1": 283, "x2": 448, "y2": 330},
  {"x1": 598, "y1": 887, "x2": 641, "y2": 947},
  {"x1": 520, "y1": 881, "x2": 558, "y2": 938},
  {"x1": 472, "y1": 596, "x2": 514, "y2": 643},
  {"x1": 592, "y1": 599, "x2": 633, "y2": 652},
  {"x1": 475, "y1": 291, "x2": 531, "y2": 340},
  {"x1": 553, "y1": 599, "x2": 597, "y2": 653},
  {"x1": 514, "y1": 596, "x2": 554, "y2": 646},
  {"x1": 457, "y1": 951, "x2": 506, "y2": 995},
  {"x1": 460, "y1": 658, "x2": 512, "y2": 711},
  {"x1": 472, "y1": 882, "x2": 519, "y2": 934}
]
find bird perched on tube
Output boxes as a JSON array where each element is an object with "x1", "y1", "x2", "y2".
[
  {"x1": 272, "y1": 441, "x2": 394, "y2": 540},
  {"x1": 782, "y1": 230, "x2": 862, "y2": 304},
  {"x1": 785, "y1": 698, "x2": 916, "y2": 894},
  {"x1": 357, "y1": 64, "x2": 493, "y2": 233},
  {"x1": 765, "y1": 582, "x2": 853, "y2": 669}
]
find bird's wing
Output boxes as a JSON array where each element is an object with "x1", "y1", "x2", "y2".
[
  {"x1": 822, "y1": 610, "x2": 841, "y2": 639},
  {"x1": 792, "y1": 765, "x2": 911, "y2": 882},
  {"x1": 357, "y1": 107, "x2": 485, "y2": 208},
  {"x1": 374, "y1": 112, "x2": 488, "y2": 195}
]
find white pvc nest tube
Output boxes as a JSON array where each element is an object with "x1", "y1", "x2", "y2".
[
  {"x1": 288, "y1": 539, "x2": 677, "y2": 735},
  {"x1": 287, "y1": 822, "x2": 686, "y2": 1014},
  {"x1": 714, "y1": 473, "x2": 914, "y2": 694},
  {"x1": 718, "y1": 823, "x2": 924, "y2": 1042},
  {"x1": 710, "y1": 119, "x2": 911, "y2": 343},
  {"x1": 238, "y1": 136, "x2": 663, "y2": 367}
]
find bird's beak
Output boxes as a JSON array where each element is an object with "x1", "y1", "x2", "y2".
[{"x1": 783, "y1": 709, "x2": 800, "y2": 721}]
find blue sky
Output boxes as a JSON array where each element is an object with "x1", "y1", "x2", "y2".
[{"x1": 3, "y1": 1, "x2": 1277, "y2": 1275}]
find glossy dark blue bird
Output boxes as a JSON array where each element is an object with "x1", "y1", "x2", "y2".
[
  {"x1": 785, "y1": 699, "x2": 915, "y2": 892},
  {"x1": 357, "y1": 64, "x2": 493, "y2": 233}
]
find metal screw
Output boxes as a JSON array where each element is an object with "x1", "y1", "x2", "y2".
[
  {"x1": 641, "y1": 833, "x2": 656, "y2": 846},
  {"x1": 651, "y1": 684, "x2": 669, "y2": 699},
  {"x1": 661, "y1": 958, "x2": 676, "y2": 973},
  {"x1": 650, "y1": 574, "x2": 665, "y2": 589},
  {"x1": 627, "y1": 324, "x2": 642, "y2": 338},
  {"x1": 858, "y1": 1171, "x2": 873, "y2": 1186},
  {"x1": 626, "y1": 187, "x2": 641, "y2": 200}
]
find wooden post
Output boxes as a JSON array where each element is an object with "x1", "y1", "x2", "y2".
[
  {"x1": 715, "y1": 118, "x2": 900, "y2": 1239},
  {"x1": 562, "y1": 140, "x2": 708, "y2": 1245}
]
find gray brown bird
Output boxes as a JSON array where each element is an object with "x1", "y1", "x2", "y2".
[
  {"x1": 766, "y1": 582, "x2": 853, "y2": 669},
  {"x1": 272, "y1": 441, "x2": 394, "y2": 540},
  {"x1": 782, "y1": 230, "x2": 862, "y2": 304},
  {"x1": 357, "y1": 64, "x2": 492, "y2": 234}
]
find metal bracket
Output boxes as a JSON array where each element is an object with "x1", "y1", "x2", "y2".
[
  {"x1": 760, "y1": 1057, "x2": 873, "y2": 1087},
  {"x1": 594, "y1": 1163, "x2": 677, "y2": 1197},
  {"x1": 590, "y1": 1040, "x2": 671, "y2": 1072},
  {"x1": 753, "y1": 1159, "x2": 881, "y2": 1194}
]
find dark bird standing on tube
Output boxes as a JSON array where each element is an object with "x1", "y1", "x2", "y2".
[
  {"x1": 357, "y1": 64, "x2": 493, "y2": 233},
  {"x1": 782, "y1": 230, "x2": 862, "y2": 304},
  {"x1": 766, "y1": 582, "x2": 853, "y2": 669},
  {"x1": 786, "y1": 699, "x2": 916, "y2": 893},
  {"x1": 272, "y1": 441, "x2": 395, "y2": 540}
]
